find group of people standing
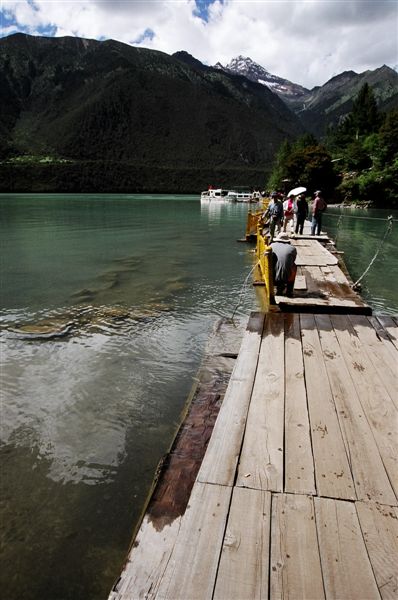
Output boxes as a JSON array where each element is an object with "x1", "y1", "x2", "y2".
[
  {"x1": 262, "y1": 189, "x2": 327, "y2": 242},
  {"x1": 261, "y1": 188, "x2": 327, "y2": 298}
]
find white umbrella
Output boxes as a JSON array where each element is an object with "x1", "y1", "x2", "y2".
[{"x1": 288, "y1": 186, "x2": 306, "y2": 196}]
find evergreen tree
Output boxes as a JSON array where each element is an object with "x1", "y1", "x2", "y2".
[
  {"x1": 378, "y1": 108, "x2": 398, "y2": 163},
  {"x1": 293, "y1": 133, "x2": 318, "y2": 151},
  {"x1": 267, "y1": 139, "x2": 291, "y2": 190},
  {"x1": 267, "y1": 137, "x2": 338, "y2": 196},
  {"x1": 350, "y1": 83, "x2": 381, "y2": 138}
]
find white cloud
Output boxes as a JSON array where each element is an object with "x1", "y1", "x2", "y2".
[{"x1": 1, "y1": 0, "x2": 397, "y2": 88}]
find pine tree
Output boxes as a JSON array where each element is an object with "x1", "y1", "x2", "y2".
[
  {"x1": 351, "y1": 83, "x2": 381, "y2": 138},
  {"x1": 267, "y1": 139, "x2": 291, "y2": 190}
]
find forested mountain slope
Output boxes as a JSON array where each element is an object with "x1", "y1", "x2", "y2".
[{"x1": 0, "y1": 34, "x2": 304, "y2": 192}]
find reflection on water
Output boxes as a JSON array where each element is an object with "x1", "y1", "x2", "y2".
[
  {"x1": 0, "y1": 194, "x2": 258, "y2": 600},
  {"x1": 1, "y1": 196, "x2": 397, "y2": 600}
]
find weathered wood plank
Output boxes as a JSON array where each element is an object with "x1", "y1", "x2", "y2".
[
  {"x1": 295, "y1": 255, "x2": 331, "y2": 267},
  {"x1": 236, "y1": 313, "x2": 285, "y2": 491},
  {"x1": 369, "y1": 315, "x2": 398, "y2": 356},
  {"x1": 214, "y1": 487, "x2": 271, "y2": 600},
  {"x1": 270, "y1": 493, "x2": 325, "y2": 599},
  {"x1": 284, "y1": 313, "x2": 316, "y2": 495},
  {"x1": 315, "y1": 314, "x2": 396, "y2": 505},
  {"x1": 356, "y1": 501, "x2": 398, "y2": 600},
  {"x1": 291, "y1": 239, "x2": 309, "y2": 246},
  {"x1": 320, "y1": 264, "x2": 348, "y2": 285},
  {"x1": 330, "y1": 315, "x2": 398, "y2": 501},
  {"x1": 197, "y1": 312, "x2": 264, "y2": 486},
  {"x1": 315, "y1": 497, "x2": 381, "y2": 600},
  {"x1": 375, "y1": 315, "x2": 398, "y2": 351},
  {"x1": 155, "y1": 481, "x2": 232, "y2": 599},
  {"x1": 275, "y1": 295, "x2": 371, "y2": 313},
  {"x1": 300, "y1": 265, "x2": 322, "y2": 296},
  {"x1": 109, "y1": 516, "x2": 183, "y2": 600},
  {"x1": 293, "y1": 274, "x2": 307, "y2": 290},
  {"x1": 294, "y1": 241, "x2": 338, "y2": 266},
  {"x1": 354, "y1": 315, "x2": 397, "y2": 365},
  {"x1": 320, "y1": 266, "x2": 341, "y2": 289},
  {"x1": 300, "y1": 314, "x2": 356, "y2": 499},
  {"x1": 348, "y1": 315, "x2": 398, "y2": 407},
  {"x1": 306, "y1": 265, "x2": 352, "y2": 302}
]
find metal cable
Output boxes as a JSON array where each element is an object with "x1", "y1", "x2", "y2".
[
  {"x1": 352, "y1": 216, "x2": 394, "y2": 290},
  {"x1": 325, "y1": 212, "x2": 395, "y2": 221},
  {"x1": 334, "y1": 213, "x2": 344, "y2": 246},
  {"x1": 230, "y1": 260, "x2": 260, "y2": 320}
]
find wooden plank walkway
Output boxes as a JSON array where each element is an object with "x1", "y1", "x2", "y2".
[
  {"x1": 109, "y1": 312, "x2": 398, "y2": 600},
  {"x1": 273, "y1": 223, "x2": 371, "y2": 314}
]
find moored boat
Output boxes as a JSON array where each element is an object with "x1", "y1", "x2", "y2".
[
  {"x1": 227, "y1": 189, "x2": 261, "y2": 203},
  {"x1": 200, "y1": 188, "x2": 232, "y2": 201}
]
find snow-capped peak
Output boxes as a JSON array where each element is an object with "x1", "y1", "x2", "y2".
[{"x1": 215, "y1": 56, "x2": 309, "y2": 103}]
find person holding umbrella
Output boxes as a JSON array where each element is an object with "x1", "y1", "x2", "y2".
[{"x1": 285, "y1": 186, "x2": 306, "y2": 233}]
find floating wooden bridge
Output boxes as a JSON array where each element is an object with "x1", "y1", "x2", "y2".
[{"x1": 109, "y1": 223, "x2": 397, "y2": 600}]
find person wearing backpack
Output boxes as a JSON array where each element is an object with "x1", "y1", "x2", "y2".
[{"x1": 311, "y1": 190, "x2": 327, "y2": 236}]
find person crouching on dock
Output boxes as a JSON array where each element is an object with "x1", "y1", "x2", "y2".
[{"x1": 270, "y1": 232, "x2": 297, "y2": 297}]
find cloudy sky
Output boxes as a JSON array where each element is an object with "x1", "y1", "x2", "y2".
[{"x1": 1, "y1": 0, "x2": 397, "y2": 88}]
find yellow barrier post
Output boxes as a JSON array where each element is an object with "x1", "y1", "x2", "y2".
[{"x1": 255, "y1": 221, "x2": 274, "y2": 306}]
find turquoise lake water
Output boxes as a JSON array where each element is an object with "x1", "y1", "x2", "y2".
[{"x1": 0, "y1": 194, "x2": 397, "y2": 600}]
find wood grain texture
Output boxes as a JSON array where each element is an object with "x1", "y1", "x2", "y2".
[
  {"x1": 356, "y1": 501, "x2": 398, "y2": 600},
  {"x1": 374, "y1": 315, "x2": 398, "y2": 351},
  {"x1": 237, "y1": 313, "x2": 285, "y2": 491},
  {"x1": 109, "y1": 516, "x2": 182, "y2": 600},
  {"x1": 155, "y1": 481, "x2": 232, "y2": 600},
  {"x1": 270, "y1": 493, "x2": 325, "y2": 599},
  {"x1": 315, "y1": 314, "x2": 396, "y2": 505},
  {"x1": 197, "y1": 312, "x2": 264, "y2": 486},
  {"x1": 349, "y1": 315, "x2": 398, "y2": 408},
  {"x1": 300, "y1": 314, "x2": 356, "y2": 499},
  {"x1": 330, "y1": 314, "x2": 398, "y2": 502},
  {"x1": 315, "y1": 497, "x2": 381, "y2": 600},
  {"x1": 284, "y1": 313, "x2": 316, "y2": 495},
  {"x1": 214, "y1": 487, "x2": 271, "y2": 600}
]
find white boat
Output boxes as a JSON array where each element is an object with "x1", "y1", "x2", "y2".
[
  {"x1": 200, "y1": 188, "x2": 261, "y2": 203},
  {"x1": 227, "y1": 190, "x2": 260, "y2": 203},
  {"x1": 200, "y1": 188, "x2": 234, "y2": 201}
]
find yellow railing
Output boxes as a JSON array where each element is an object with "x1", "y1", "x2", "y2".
[
  {"x1": 255, "y1": 221, "x2": 274, "y2": 306},
  {"x1": 245, "y1": 198, "x2": 270, "y2": 239},
  {"x1": 245, "y1": 211, "x2": 262, "y2": 238}
]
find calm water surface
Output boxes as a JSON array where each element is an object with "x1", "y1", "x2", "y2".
[
  {"x1": 0, "y1": 195, "x2": 397, "y2": 600},
  {"x1": 322, "y1": 206, "x2": 398, "y2": 315}
]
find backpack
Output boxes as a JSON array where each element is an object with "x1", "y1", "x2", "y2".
[
  {"x1": 317, "y1": 197, "x2": 327, "y2": 212},
  {"x1": 284, "y1": 199, "x2": 294, "y2": 217}
]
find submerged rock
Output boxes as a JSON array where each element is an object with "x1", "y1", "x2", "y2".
[
  {"x1": 6, "y1": 300, "x2": 173, "y2": 341},
  {"x1": 71, "y1": 288, "x2": 97, "y2": 302},
  {"x1": 10, "y1": 319, "x2": 75, "y2": 340}
]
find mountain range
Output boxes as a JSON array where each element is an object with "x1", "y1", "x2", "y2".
[
  {"x1": 0, "y1": 34, "x2": 303, "y2": 192},
  {"x1": 0, "y1": 34, "x2": 397, "y2": 193},
  {"x1": 216, "y1": 55, "x2": 398, "y2": 136}
]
